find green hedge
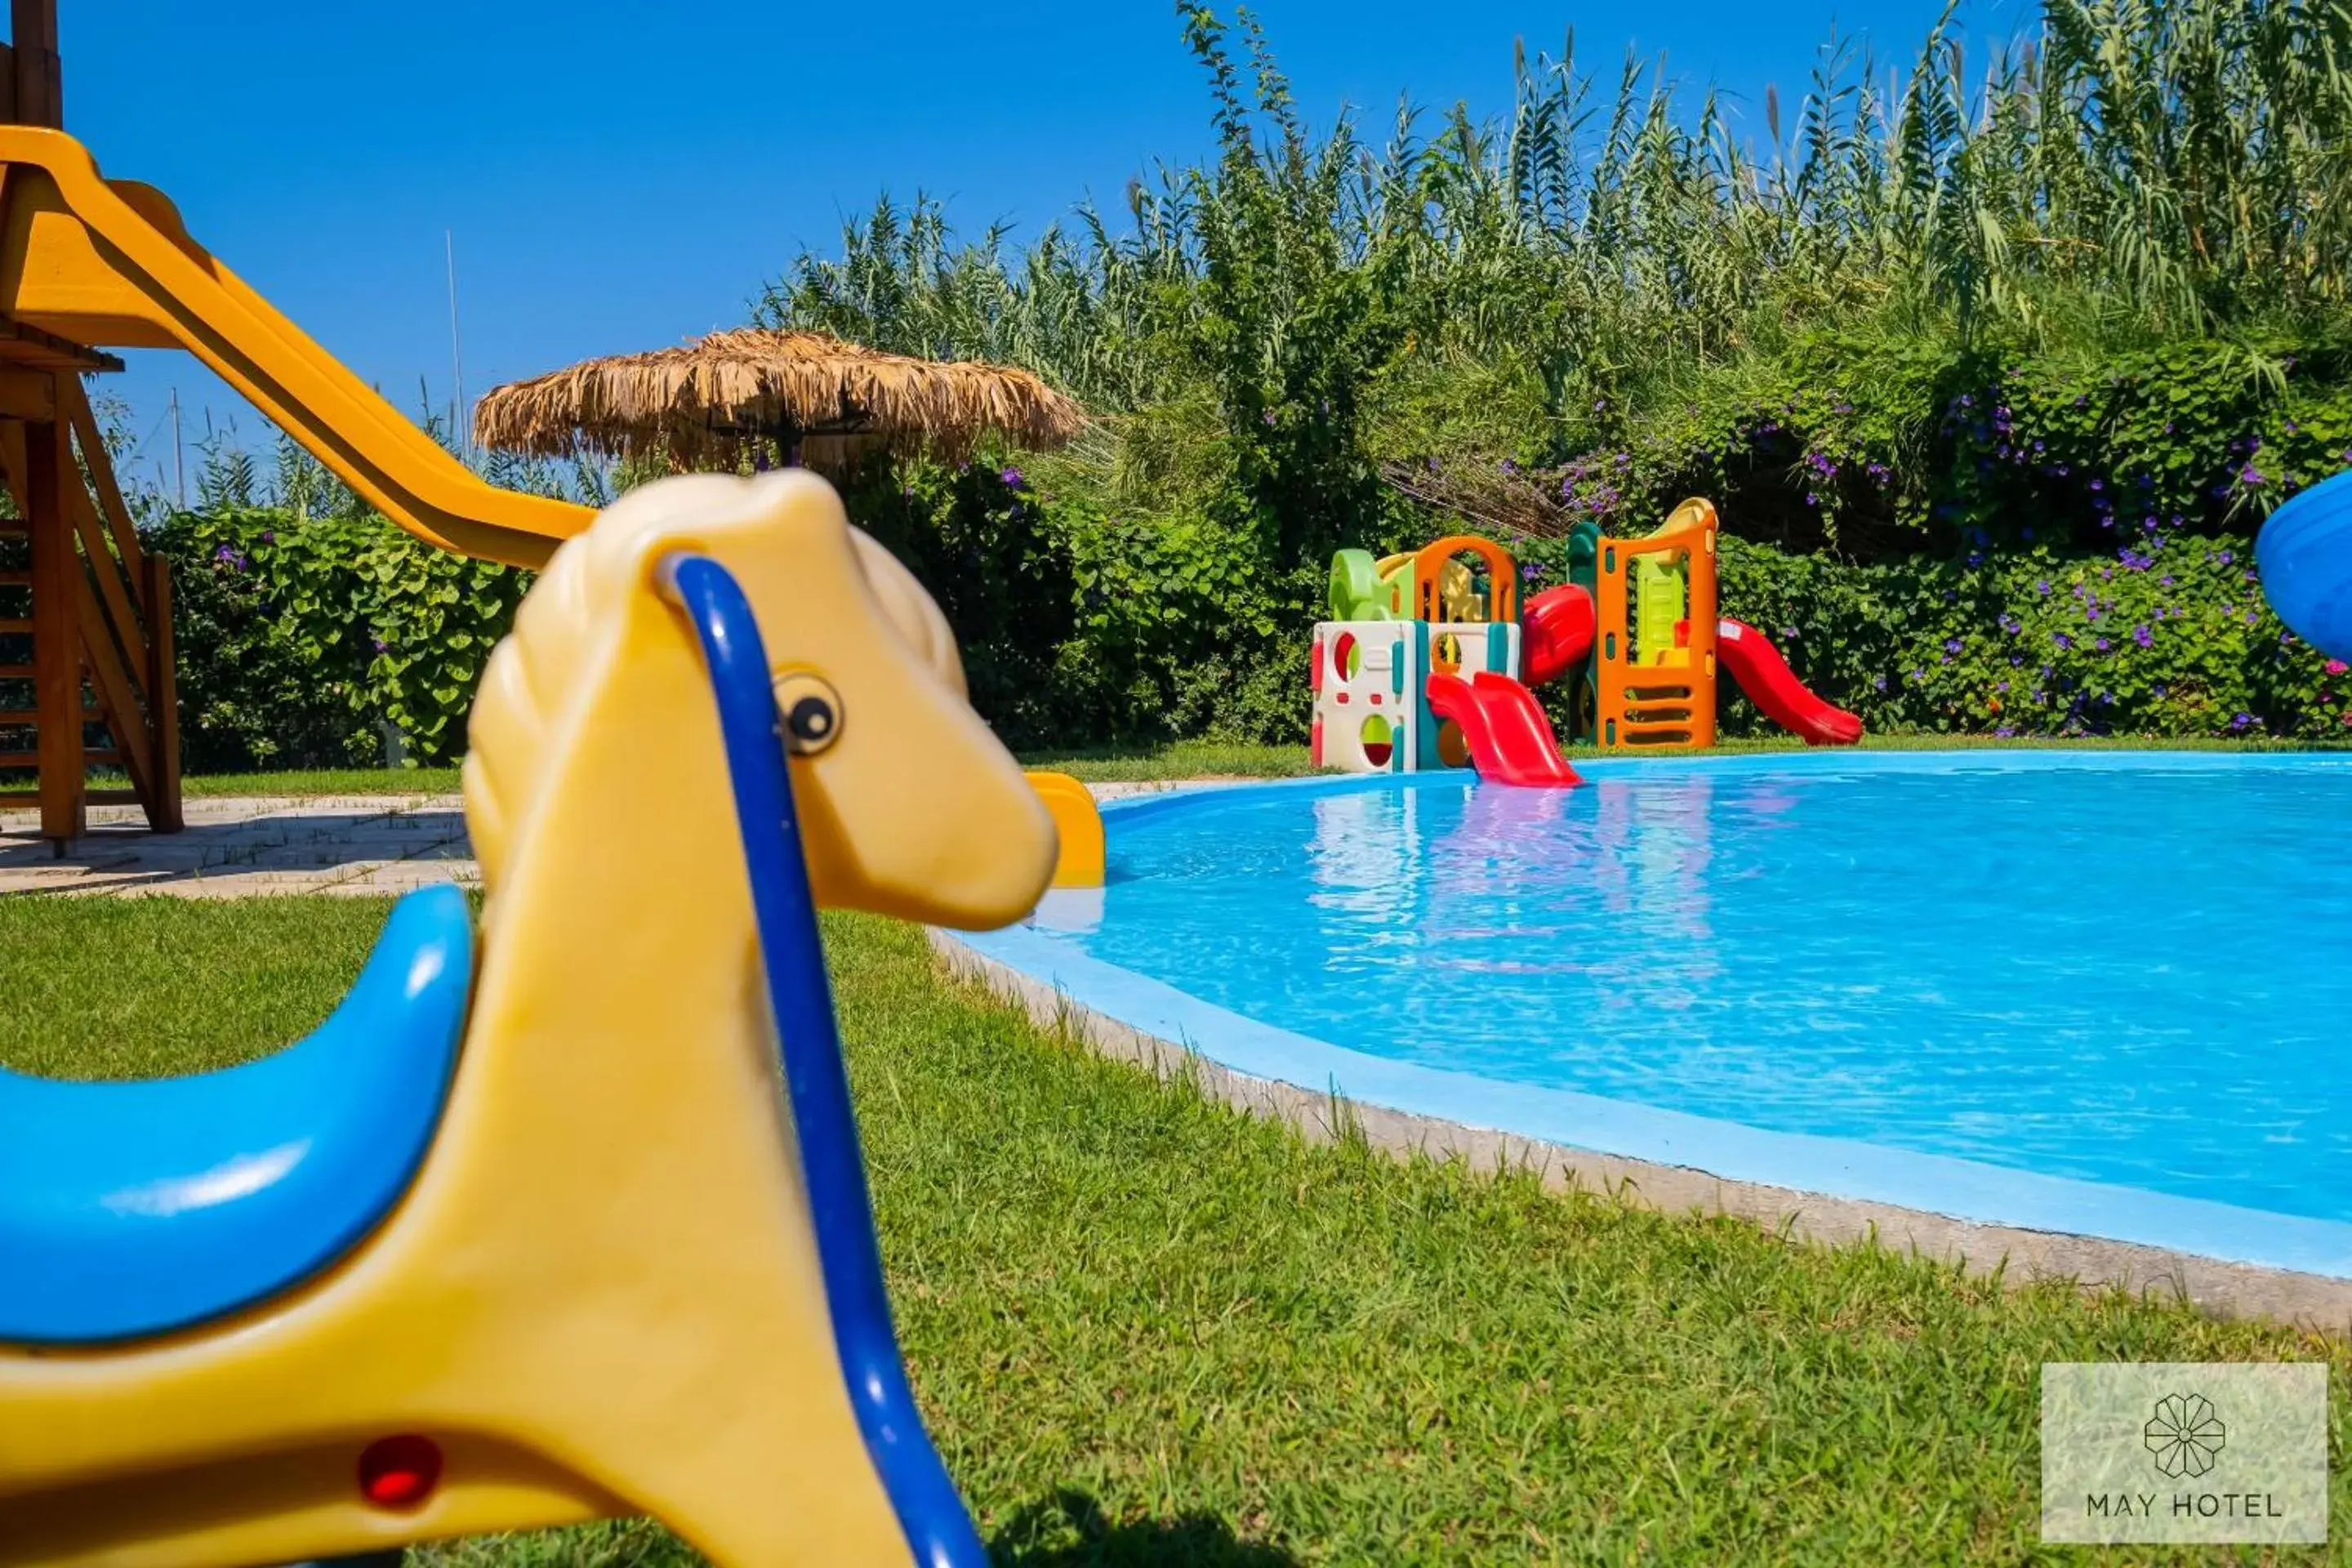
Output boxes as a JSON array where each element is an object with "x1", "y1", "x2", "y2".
[
  {"x1": 146, "y1": 491, "x2": 2349, "y2": 777},
  {"x1": 149, "y1": 507, "x2": 528, "y2": 771},
  {"x1": 1708, "y1": 534, "x2": 2345, "y2": 740}
]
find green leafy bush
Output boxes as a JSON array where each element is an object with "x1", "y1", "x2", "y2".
[
  {"x1": 147, "y1": 439, "x2": 2352, "y2": 775},
  {"x1": 1712, "y1": 534, "x2": 2350, "y2": 740},
  {"x1": 149, "y1": 507, "x2": 529, "y2": 770}
]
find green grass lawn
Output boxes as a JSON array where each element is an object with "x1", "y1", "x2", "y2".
[
  {"x1": 0, "y1": 766, "x2": 469, "y2": 800},
  {"x1": 3, "y1": 895, "x2": 2345, "y2": 1564},
  {"x1": 8, "y1": 730, "x2": 2348, "y2": 804}
]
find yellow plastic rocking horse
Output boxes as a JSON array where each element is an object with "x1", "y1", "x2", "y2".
[{"x1": 0, "y1": 471, "x2": 1059, "y2": 1566}]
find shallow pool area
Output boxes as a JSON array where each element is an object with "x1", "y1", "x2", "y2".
[{"x1": 963, "y1": 752, "x2": 2352, "y2": 1276}]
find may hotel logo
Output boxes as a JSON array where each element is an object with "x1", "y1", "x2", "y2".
[
  {"x1": 2044, "y1": 1364, "x2": 2327, "y2": 1544},
  {"x1": 2144, "y1": 1392, "x2": 2225, "y2": 1479}
]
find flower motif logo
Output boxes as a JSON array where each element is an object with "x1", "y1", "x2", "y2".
[{"x1": 2145, "y1": 1393, "x2": 2227, "y2": 1478}]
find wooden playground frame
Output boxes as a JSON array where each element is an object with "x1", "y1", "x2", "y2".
[{"x1": 0, "y1": 0, "x2": 181, "y2": 844}]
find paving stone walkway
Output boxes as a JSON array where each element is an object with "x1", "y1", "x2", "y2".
[
  {"x1": 0, "y1": 795, "x2": 476, "y2": 899},
  {"x1": 0, "y1": 778, "x2": 1213, "y2": 899}
]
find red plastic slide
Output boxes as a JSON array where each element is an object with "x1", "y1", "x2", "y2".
[
  {"x1": 1520, "y1": 584, "x2": 1596, "y2": 687},
  {"x1": 1425, "y1": 670, "x2": 1584, "y2": 787},
  {"x1": 1716, "y1": 618, "x2": 1863, "y2": 745}
]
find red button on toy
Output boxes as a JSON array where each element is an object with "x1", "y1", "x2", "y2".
[{"x1": 357, "y1": 1434, "x2": 443, "y2": 1510}]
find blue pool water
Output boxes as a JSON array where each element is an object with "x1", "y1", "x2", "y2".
[{"x1": 974, "y1": 754, "x2": 2352, "y2": 1263}]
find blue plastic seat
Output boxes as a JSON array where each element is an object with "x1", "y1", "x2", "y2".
[{"x1": 0, "y1": 884, "x2": 474, "y2": 1344}]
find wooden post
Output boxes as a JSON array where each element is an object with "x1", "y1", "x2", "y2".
[
  {"x1": 26, "y1": 402, "x2": 80, "y2": 844},
  {"x1": 141, "y1": 552, "x2": 180, "y2": 831},
  {"x1": 8, "y1": 0, "x2": 59, "y2": 127}
]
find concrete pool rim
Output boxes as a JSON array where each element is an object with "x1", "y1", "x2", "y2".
[{"x1": 946, "y1": 755, "x2": 2352, "y2": 1323}]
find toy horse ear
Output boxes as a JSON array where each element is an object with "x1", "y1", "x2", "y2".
[{"x1": 849, "y1": 528, "x2": 968, "y2": 701}]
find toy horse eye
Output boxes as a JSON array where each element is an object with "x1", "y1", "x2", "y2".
[{"x1": 773, "y1": 670, "x2": 844, "y2": 756}]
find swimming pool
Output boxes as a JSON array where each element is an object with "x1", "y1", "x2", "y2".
[{"x1": 962, "y1": 752, "x2": 2352, "y2": 1276}]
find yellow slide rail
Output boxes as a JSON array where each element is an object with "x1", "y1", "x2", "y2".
[{"x1": 0, "y1": 127, "x2": 590, "y2": 569}]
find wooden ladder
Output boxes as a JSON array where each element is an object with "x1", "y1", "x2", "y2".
[{"x1": 0, "y1": 360, "x2": 180, "y2": 846}]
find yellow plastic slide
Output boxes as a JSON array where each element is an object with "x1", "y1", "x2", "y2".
[{"x1": 0, "y1": 127, "x2": 590, "y2": 569}]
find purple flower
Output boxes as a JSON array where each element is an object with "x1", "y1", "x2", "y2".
[
  {"x1": 2054, "y1": 632, "x2": 2074, "y2": 650},
  {"x1": 212, "y1": 544, "x2": 249, "y2": 572},
  {"x1": 2095, "y1": 636, "x2": 2111, "y2": 652},
  {"x1": 1944, "y1": 638, "x2": 1963, "y2": 655},
  {"x1": 2218, "y1": 550, "x2": 2235, "y2": 566},
  {"x1": 1000, "y1": 466, "x2": 1027, "y2": 488},
  {"x1": 2037, "y1": 579, "x2": 2052, "y2": 595},
  {"x1": 260, "y1": 531, "x2": 276, "y2": 545},
  {"x1": 2230, "y1": 712, "x2": 2255, "y2": 732},
  {"x1": 2133, "y1": 625, "x2": 2153, "y2": 648},
  {"x1": 372, "y1": 638, "x2": 388, "y2": 653},
  {"x1": 1995, "y1": 725, "x2": 2016, "y2": 737}
]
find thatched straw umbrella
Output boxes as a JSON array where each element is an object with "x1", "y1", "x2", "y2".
[{"x1": 471, "y1": 328, "x2": 1085, "y2": 475}]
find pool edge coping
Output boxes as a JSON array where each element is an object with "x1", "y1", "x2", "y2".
[{"x1": 928, "y1": 928, "x2": 2352, "y2": 1330}]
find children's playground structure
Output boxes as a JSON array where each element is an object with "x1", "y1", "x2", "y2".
[
  {"x1": 0, "y1": 0, "x2": 597, "y2": 849},
  {"x1": 1313, "y1": 500, "x2": 1862, "y2": 787}
]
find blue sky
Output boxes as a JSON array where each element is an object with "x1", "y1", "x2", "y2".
[{"x1": 67, "y1": 0, "x2": 2013, "y2": 494}]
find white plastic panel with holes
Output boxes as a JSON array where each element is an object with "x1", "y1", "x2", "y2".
[{"x1": 1310, "y1": 621, "x2": 1418, "y2": 773}]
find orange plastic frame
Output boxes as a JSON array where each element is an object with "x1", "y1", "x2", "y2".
[
  {"x1": 1592, "y1": 505, "x2": 1719, "y2": 749},
  {"x1": 1410, "y1": 535, "x2": 1517, "y2": 626}
]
